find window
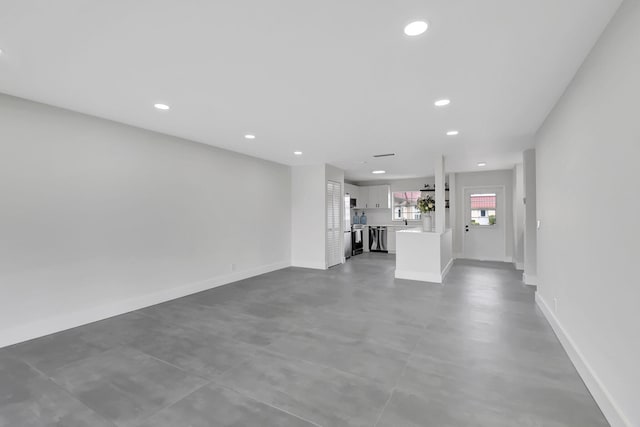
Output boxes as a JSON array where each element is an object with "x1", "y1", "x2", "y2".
[
  {"x1": 470, "y1": 193, "x2": 496, "y2": 226},
  {"x1": 392, "y1": 191, "x2": 422, "y2": 221}
]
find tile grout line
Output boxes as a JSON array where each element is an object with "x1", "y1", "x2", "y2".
[
  {"x1": 4, "y1": 354, "x2": 119, "y2": 427},
  {"x1": 258, "y1": 339, "x2": 405, "y2": 393},
  {"x1": 373, "y1": 333, "x2": 424, "y2": 426},
  {"x1": 53, "y1": 346, "x2": 215, "y2": 427},
  {"x1": 214, "y1": 382, "x2": 324, "y2": 427},
  {"x1": 133, "y1": 305, "x2": 290, "y2": 350},
  {"x1": 219, "y1": 343, "x2": 397, "y2": 426}
]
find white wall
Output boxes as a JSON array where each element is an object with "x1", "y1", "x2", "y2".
[
  {"x1": 453, "y1": 169, "x2": 514, "y2": 261},
  {"x1": 534, "y1": 1, "x2": 639, "y2": 425},
  {"x1": 0, "y1": 93, "x2": 292, "y2": 348},
  {"x1": 291, "y1": 165, "x2": 326, "y2": 269},
  {"x1": 512, "y1": 163, "x2": 525, "y2": 270},
  {"x1": 523, "y1": 149, "x2": 537, "y2": 283}
]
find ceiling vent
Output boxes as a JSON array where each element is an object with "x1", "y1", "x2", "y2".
[{"x1": 373, "y1": 153, "x2": 395, "y2": 158}]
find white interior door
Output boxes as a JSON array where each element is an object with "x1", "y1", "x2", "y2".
[
  {"x1": 327, "y1": 181, "x2": 342, "y2": 267},
  {"x1": 463, "y1": 187, "x2": 505, "y2": 261}
]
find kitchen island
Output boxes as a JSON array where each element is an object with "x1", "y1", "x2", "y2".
[{"x1": 394, "y1": 228, "x2": 453, "y2": 283}]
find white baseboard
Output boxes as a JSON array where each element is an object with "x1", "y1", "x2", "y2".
[
  {"x1": 523, "y1": 273, "x2": 538, "y2": 286},
  {"x1": 454, "y1": 254, "x2": 512, "y2": 263},
  {"x1": 0, "y1": 261, "x2": 291, "y2": 349},
  {"x1": 290, "y1": 260, "x2": 327, "y2": 270},
  {"x1": 395, "y1": 269, "x2": 443, "y2": 284},
  {"x1": 441, "y1": 258, "x2": 454, "y2": 281},
  {"x1": 536, "y1": 294, "x2": 631, "y2": 427}
]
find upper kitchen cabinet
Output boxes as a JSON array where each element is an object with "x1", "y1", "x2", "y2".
[
  {"x1": 344, "y1": 183, "x2": 358, "y2": 201},
  {"x1": 357, "y1": 187, "x2": 368, "y2": 209},
  {"x1": 366, "y1": 185, "x2": 390, "y2": 209},
  {"x1": 345, "y1": 184, "x2": 390, "y2": 209}
]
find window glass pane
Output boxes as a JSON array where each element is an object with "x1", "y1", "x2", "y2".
[
  {"x1": 392, "y1": 191, "x2": 422, "y2": 220},
  {"x1": 470, "y1": 193, "x2": 496, "y2": 226}
]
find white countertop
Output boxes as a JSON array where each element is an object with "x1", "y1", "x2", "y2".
[
  {"x1": 397, "y1": 228, "x2": 452, "y2": 235},
  {"x1": 352, "y1": 223, "x2": 421, "y2": 228}
]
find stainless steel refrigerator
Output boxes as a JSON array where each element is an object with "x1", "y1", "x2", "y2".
[{"x1": 344, "y1": 194, "x2": 352, "y2": 259}]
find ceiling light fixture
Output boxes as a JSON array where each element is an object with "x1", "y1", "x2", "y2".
[
  {"x1": 434, "y1": 99, "x2": 451, "y2": 107},
  {"x1": 154, "y1": 103, "x2": 170, "y2": 110},
  {"x1": 477, "y1": 162, "x2": 487, "y2": 167},
  {"x1": 446, "y1": 130, "x2": 459, "y2": 136},
  {"x1": 404, "y1": 21, "x2": 429, "y2": 36},
  {"x1": 294, "y1": 151, "x2": 303, "y2": 156},
  {"x1": 372, "y1": 170, "x2": 386, "y2": 174},
  {"x1": 244, "y1": 134, "x2": 256, "y2": 140}
]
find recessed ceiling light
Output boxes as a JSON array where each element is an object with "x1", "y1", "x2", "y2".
[
  {"x1": 154, "y1": 103, "x2": 170, "y2": 110},
  {"x1": 294, "y1": 151, "x2": 303, "y2": 156},
  {"x1": 244, "y1": 134, "x2": 256, "y2": 140},
  {"x1": 372, "y1": 170, "x2": 386, "y2": 174},
  {"x1": 434, "y1": 99, "x2": 451, "y2": 107},
  {"x1": 477, "y1": 162, "x2": 487, "y2": 167},
  {"x1": 404, "y1": 21, "x2": 429, "y2": 36},
  {"x1": 446, "y1": 130, "x2": 459, "y2": 136}
]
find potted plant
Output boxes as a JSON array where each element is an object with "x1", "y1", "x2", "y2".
[{"x1": 417, "y1": 195, "x2": 435, "y2": 231}]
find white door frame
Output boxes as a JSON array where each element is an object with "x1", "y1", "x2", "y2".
[{"x1": 461, "y1": 185, "x2": 507, "y2": 261}]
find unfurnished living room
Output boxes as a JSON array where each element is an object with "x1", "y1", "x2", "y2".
[{"x1": 0, "y1": 1, "x2": 638, "y2": 426}]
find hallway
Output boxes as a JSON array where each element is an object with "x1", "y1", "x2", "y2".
[{"x1": 1, "y1": 255, "x2": 607, "y2": 426}]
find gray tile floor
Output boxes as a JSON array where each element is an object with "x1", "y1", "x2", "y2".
[{"x1": 1, "y1": 254, "x2": 609, "y2": 426}]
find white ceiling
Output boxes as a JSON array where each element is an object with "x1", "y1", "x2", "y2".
[{"x1": 0, "y1": 0, "x2": 622, "y2": 181}]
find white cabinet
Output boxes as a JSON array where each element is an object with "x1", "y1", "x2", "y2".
[
  {"x1": 364, "y1": 185, "x2": 390, "y2": 209},
  {"x1": 388, "y1": 228, "x2": 396, "y2": 253},
  {"x1": 344, "y1": 183, "x2": 357, "y2": 200},
  {"x1": 362, "y1": 227, "x2": 369, "y2": 252},
  {"x1": 378, "y1": 185, "x2": 391, "y2": 209},
  {"x1": 358, "y1": 188, "x2": 368, "y2": 209},
  {"x1": 345, "y1": 183, "x2": 365, "y2": 208},
  {"x1": 345, "y1": 184, "x2": 390, "y2": 209}
]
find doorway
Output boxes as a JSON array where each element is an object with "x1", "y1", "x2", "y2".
[{"x1": 463, "y1": 186, "x2": 506, "y2": 261}]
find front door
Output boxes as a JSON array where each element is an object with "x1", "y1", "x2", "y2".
[{"x1": 463, "y1": 187, "x2": 505, "y2": 261}]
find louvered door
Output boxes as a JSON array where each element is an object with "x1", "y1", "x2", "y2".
[{"x1": 327, "y1": 180, "x2": 342, "y2": 267}]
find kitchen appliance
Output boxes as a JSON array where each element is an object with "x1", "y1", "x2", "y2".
[
  {"x1": 352, "y1": 225, "x2": 364, "y2": 255},
  {"x1": 369, "y1": 226, "x2": 388, "y2": 253},
  {"x1": 344, "y1": 195, "x2": 352, "y2": 259}
]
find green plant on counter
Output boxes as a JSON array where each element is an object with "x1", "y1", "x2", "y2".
[{"x1": 417, "y1": 195, "x2": 435, "y2": 213}]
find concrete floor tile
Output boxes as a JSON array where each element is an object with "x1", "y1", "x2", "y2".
[
  {"x1": 139, "y1": 383, "x2": 316, "y2": 427},
  {"x1": 1, "y1": 254, "x2": 609, "y2": 427},
  {"x1": 50, "y1": 347, "x2": 207, "y2": 427}
]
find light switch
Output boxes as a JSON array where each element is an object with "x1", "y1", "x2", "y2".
[{"x1": 537, "y1": 220, "x2": 541, "y2": 230}]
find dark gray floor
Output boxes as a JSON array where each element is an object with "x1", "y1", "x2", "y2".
[{"x1": 1, "y1": 254, "x2": 608, "y2": 427}]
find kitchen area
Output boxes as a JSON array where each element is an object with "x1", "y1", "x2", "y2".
[
  {"x1": 343, "y1": 179, "x2": 450, "y2": 259},
  {"x1": 341, "y1": 175, "x2": 454, "y2": 284}
]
